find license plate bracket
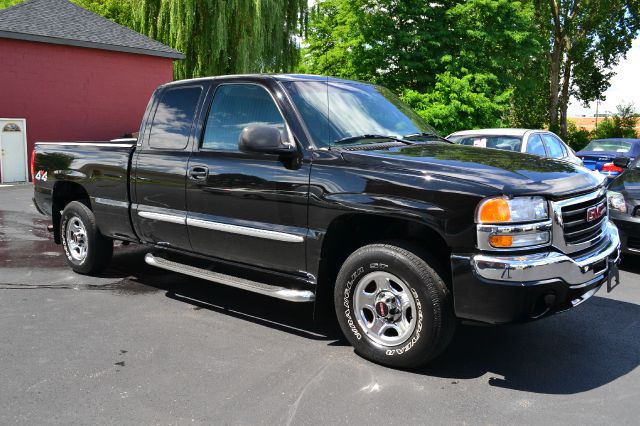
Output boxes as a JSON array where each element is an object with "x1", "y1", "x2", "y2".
[{"x1": 606, "y1": 257, "x2": 620, "y2": 293}]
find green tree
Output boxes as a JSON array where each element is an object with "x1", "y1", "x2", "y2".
[
  {"x1": 134, "y1": 0, "x2": 307, "y2": 79},
  {"x1": 591, "y1": 103, "x2": 639, "y2": 139},
  {"x1": 75, "y1": 0, "x2": 136, "y2": 28},
  {"x1": 564, "y1": 120, "x2": 591, "y2": 151},
  {"x1": 402, "y1": 71, "x2": 511, "y2": 136},
  {"x1": 0, "y1": 0, "x2": 19, "y2": 7},
  {"x1": 299, "y1": 0, "x2": 451, "y2": 91},
  {"x1": 447, "y1": 0, "x2": 547, "y2": 129},
  {"x1": 534, "y1": 0, "x2": 640, "y2": 138},
  {"x1": 301, "y1": 0, "x2": 544, "y2": 134}
]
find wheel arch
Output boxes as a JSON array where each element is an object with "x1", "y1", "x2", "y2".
[
  {"x1": 313, "y1": 213, "x2": 451, "y2": 317},
  {"x1": 51, "y1": 181, "x2": 91, "y2": 244}
]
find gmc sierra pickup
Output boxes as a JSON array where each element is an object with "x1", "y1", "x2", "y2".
[{"x1": 33, "y1": 74, "x2": 621, "y2": 368}]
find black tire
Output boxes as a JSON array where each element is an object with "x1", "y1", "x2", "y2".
[
  {"x1": 60, "y1": 201, "x2": 113, "y2": 274},
  {"x1": 334, "y1": 242, "x2": 455, "y2": 369}
]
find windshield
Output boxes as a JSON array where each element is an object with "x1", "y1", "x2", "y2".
[
  {"x1": 449, "y1": 135, "x2": 523, "y2": 152},
  {"x1": 582, "y1": 139, "x2": 633, "y2": 153},
  {"x1": 282, "y1": 80, "x2": 438, "y2": 147}
]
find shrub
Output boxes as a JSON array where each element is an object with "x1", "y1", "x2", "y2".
[
  {"x1": 565, "y1": 121, "x2": 591, "y2": 151},
  {"x1": 591, "y1": 103, "x2": 638, "y2": 140}
]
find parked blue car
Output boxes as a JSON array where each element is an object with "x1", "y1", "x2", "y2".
[{"x1": 576, "y1": 138, "x2": 640, "y2": 183}]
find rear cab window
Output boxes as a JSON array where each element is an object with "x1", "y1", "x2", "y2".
[{"x1": 149, "y1": 86, "x2": 203, "y2": 150}]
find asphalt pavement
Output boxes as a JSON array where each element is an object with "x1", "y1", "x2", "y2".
[{"x1": 0, "y1": 184, "x2": 638, "y2": 425}]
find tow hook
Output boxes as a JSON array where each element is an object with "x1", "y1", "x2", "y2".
[{"x1": 530, "y1": 292, "x2": 556, "y2": 319}]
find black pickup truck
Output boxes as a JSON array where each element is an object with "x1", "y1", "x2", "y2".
[{"x1": 33, "y1": 74, "x2": 621, "y2": 368}]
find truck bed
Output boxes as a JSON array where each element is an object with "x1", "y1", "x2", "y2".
[{"x1": 33, "y1": 141, "x2": 138, "y2": 242}]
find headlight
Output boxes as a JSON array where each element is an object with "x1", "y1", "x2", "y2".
[
  {"x1": 607, "y1": 191, "x2": 627, "y2": 213},
  {"x1": 477, "y1": 196, "x2": 548, "y2": 223},
  {"x1": 476, "y1": 196, "x2": 551, "y2": 250}
]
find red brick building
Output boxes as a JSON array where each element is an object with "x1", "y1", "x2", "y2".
[{"x1": 0, "y1": 0, "x2": 183, "y2": 183}]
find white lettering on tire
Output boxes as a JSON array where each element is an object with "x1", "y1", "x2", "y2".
[
  {"x1": 343, "y1": 267, "x2": 364, "y2": 340},
  {"x1": 61, "y1": 216, "x2": 73, "y2": 261},
  {"x1": 385, "y1": 288, "x2": 423, "y2": 356}
]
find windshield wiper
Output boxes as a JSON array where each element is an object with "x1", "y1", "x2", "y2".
[
  {"x1": 403, "y1": 132, "x2": 452, "y2": 143},
  {"x1": 332, "y1": 134, "x2": 410, "y2": 146}
]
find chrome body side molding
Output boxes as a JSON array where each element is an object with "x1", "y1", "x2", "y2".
[
  {"x1": 138, "y1": 211, "x2": 186, "y2": 225},
  {"x1": 186, "y1": 218, "x2": 304, "y2": 243},
  {"x1": 94, "y1": 197, "x2": 129, "y2": 208}
]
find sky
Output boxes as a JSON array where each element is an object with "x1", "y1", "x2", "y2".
[{"x1": 568, "y1": 38, "x2": 640, "y2": 117}]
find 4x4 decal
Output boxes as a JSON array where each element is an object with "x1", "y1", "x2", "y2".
[{"x1": 34, "y1": 170, "x2": 47, "y2": 182}]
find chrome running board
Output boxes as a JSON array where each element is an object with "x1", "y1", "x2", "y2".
[{"x1": 144, "y1": 253, "x2": 315, "y2": 303}]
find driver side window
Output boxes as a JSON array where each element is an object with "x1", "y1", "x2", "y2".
[{"x1": 202, "y1": 84, "x2": 286, "y2": 151}]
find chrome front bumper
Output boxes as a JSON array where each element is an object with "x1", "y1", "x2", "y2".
[{"x1": 471, "y1": 221, "x2": 621, "y2": 287}]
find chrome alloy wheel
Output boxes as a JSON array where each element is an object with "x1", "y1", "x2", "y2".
[
  {"x1": 65, "y1": 216, "x2": 88, "y2": 262},
  {"x1": 353, "y1": 271, "x2": 418, "y2": 347}
]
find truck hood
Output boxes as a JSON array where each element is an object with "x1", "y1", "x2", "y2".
[{"x1": 341, "y1": 144, "x2": 603, "y2": 198}]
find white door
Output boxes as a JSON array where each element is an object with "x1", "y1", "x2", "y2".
[{"x1": 0, "y1": 119, "x2": 27, "y2": 183}]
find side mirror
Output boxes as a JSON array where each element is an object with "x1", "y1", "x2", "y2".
[
  {"x1": 238, "y1": 125, "x2": 296, "y2": 156},
  {"x1": 613, "y1": 157, "x2": 631, "y2": 169}
]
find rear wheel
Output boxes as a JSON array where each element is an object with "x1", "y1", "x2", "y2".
[
  {"x1": 60, "y1": 201, "x2": 113, "y2": 274},
  {"x1": 334, "y1": 242, "x2": 455, "y2": 369}
]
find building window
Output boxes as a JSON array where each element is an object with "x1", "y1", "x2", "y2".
[{"x1": 2, "y1": 123, "x2": 21, "y2": 132}]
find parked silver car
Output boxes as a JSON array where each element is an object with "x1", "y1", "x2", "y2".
[{"x1": 447, "y1": 128, "x2": 582, "y2": 166}]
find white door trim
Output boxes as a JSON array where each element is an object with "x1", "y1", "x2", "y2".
[{"x1": 0, "y1": 118, "x2": 28, "y2": 183}]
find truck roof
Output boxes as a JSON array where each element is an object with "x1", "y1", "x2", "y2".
[{"x1": 163, "y1": 74, "x2": 370, "y2": 87}]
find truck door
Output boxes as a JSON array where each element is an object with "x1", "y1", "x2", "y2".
[
  {"x1": 185, "y1": 81, "x2": 310, "y2": 274},
  {"x1": 132, "y1": 83, "x2": 206, "y2": 250}
]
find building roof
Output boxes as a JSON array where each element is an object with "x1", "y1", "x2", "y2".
[{"x1": 0, "y1": 0, "x2": 184, "y2": 59}]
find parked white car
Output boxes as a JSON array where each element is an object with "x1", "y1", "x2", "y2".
[{"x1": 446, "y1": 128, "x2": 582, "y2": 166}]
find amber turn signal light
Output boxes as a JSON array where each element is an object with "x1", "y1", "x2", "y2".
[
  {"x1": 478, "y1": 198, "x2": 511, "y2": 223},
  {"x1": 488, "y1": 235, "x2": 513, "y2": 248}
]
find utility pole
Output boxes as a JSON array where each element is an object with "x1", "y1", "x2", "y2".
[{"x1": 595, "y1": 99, "x2": 600, "y2": 130}]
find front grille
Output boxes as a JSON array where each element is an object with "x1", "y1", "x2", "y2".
[{"x1": 561, "y1": 193, "x2": 607, "y2": 245}]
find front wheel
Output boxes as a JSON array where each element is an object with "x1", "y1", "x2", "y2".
[
  {"x1": 334, "y1": 243, "x2": 455, "y2": 369},
  {"x1": 60, "y1": 201, "x2": 113, "y2": 274}
]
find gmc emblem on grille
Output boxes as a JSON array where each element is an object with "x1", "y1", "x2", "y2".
[{"x1": 586, "y1": 202, "x2": 607, "y2": 222}]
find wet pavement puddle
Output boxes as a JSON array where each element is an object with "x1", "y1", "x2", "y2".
[{"x1": 0, "y1": 208, "x2": 161, "y2": 295}]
